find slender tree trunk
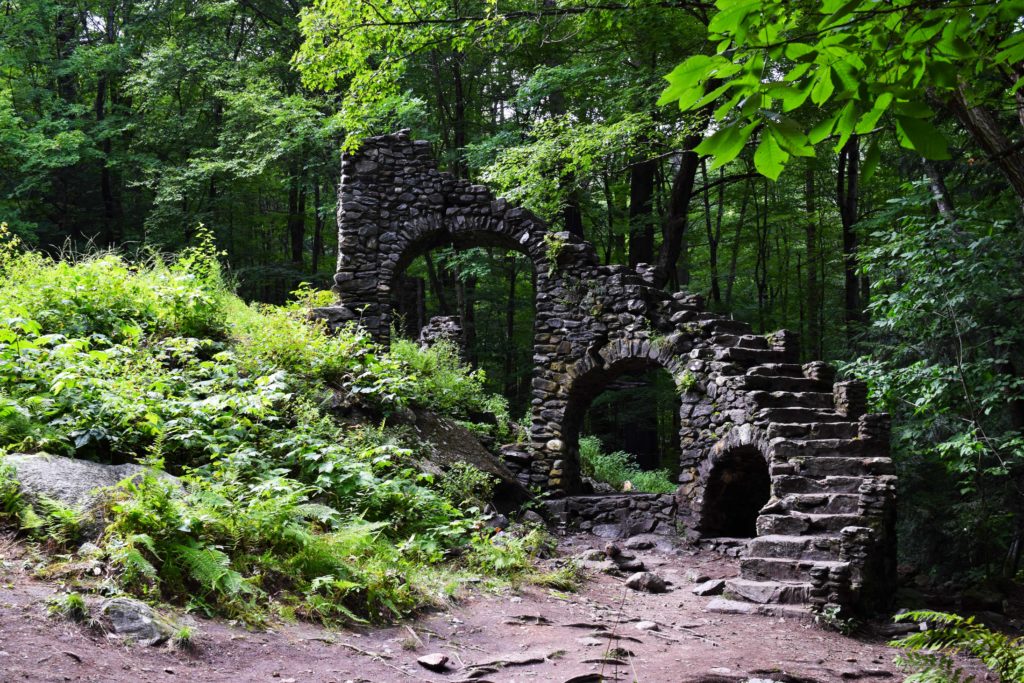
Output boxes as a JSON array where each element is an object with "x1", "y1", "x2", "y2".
[
  {"x1": 288, "y1": 160, "x2": 306, "y2": 267},
  {"x1": 424, "y1": 253, "x2": 451, "y2": 315},
  {"x1": 452, "y1": 52, "x2": 467, "y2": 178},
  {"x1": 628, "y1": 156, "x2": 656, "y2": 266},
  {"x1": 922, "y1": 159, "x2": 956, "y2": 219},
  {"x1": 602, "y1": 173, "x2": 620, "y2": 264},
  {"x1": 312, "y1": 179, "x2": 323, "y2": 273},
  {"x1": 838, "y1": 136, "x2": 861, "y2": 338},
  {"x1": 725, "y1": 178, "x2": 751, "y2": 307},
  {"x1": 457, "y1": 276, "x2": 477, "y2": 365},
  {"x1": 654, "y1": 134, "x2": 702, "y2": 289},
  {"x1": 701, "y1": 160, "x2": 722, "y2": 305},
  {"x1": 804, "y1": 158, "x2": 821, "y2": 358},
  {"x1": 504, "y1": 254, "x2": 517, "y2": 397}
]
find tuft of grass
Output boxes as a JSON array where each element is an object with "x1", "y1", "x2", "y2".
[
  {"x1": 47, "y1": 592, "x2": 89, "y2": 622},
  {"x1": 578, "y1": 436, "x2": 676, "y2": 494},
  {"x1": 531, "y1": 560, "x2": 586, "y2": 592},
  {"x1": 173, "y1": 625, "x2": 197, "y2": 650}
]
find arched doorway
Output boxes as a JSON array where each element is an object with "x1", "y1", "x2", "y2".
[
  {"x1": 698, "y1": 445, "x2": 771, "y2": 538},
  {"x1": 561, "y1": 352, "x2": 687, "y2": 495}
]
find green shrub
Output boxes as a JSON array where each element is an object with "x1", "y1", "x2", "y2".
[
  {"x1": 0, "y1": 230, "x2": 540, "y2": 625},
  {"x1": 892, "y1": 610, "x2": 1024, "y2": 682},
  {"x1": 578, "y1": 435, "x2": 676, "y2": 494},
  {"x1": 438, "y1": 462, "x2": 496, "y2": 510}
]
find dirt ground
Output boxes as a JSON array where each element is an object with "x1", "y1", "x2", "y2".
[{"x1": 0, "y1": 533, "x2": 993, "y2": 683}]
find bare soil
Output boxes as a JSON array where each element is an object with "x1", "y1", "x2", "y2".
[{"x1": 0, "y1": 533, "x2": 984, "y2": 683}]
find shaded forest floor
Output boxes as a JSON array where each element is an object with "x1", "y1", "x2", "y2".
[{"x1": 0, "y1": 533, "x2": 987, "y2": 683}]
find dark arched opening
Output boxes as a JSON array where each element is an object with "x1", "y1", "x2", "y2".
[{"x1": 699, "y1": 446, "x2": 771, "y2": 538}]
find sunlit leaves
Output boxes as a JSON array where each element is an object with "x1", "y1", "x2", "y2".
[{"x1": 658, "y1": 0, "x2": 1024, "y2": 179}]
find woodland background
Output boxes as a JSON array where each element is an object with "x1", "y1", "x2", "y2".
[{"x1": 2, "y1": 0, "x2": 1024, "y2": 581}]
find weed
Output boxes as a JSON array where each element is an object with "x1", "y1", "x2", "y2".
[
  {"x1": 47, "y1": 592, "x2": 88, "y2": 622},
  {"x1": 578, "y1": 436, "x2": 676, "y2": 494}
]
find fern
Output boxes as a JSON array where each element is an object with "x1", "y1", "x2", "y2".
[
  {"x1": 170, "y1": 541, "x2": 248, "y2": 597},
  {"x1": 892, "y1": 610, "x2": 1024, "y2": 683}
]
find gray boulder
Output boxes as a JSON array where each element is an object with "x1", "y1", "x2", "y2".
[
  {"x1": 100, "y1": 597, "x2": 178, "y2": 646},
  {"x1": 4, "y1": 453, "x2": 178, "y2": 537},
  {"x1": 625, "y1": 571, "x2": 668, "y2": 593}
]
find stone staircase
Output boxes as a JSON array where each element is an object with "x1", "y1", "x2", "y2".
[{"x1": 662, "y1": 305, "x2": 895, "y2": 616}]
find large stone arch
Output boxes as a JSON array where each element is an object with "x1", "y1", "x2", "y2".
[{"x1": 318, "y1": 130, "x2": 898, "y2": 614}]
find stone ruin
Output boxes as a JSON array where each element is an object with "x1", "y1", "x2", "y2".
[{"x1": 315, "y1": 130, "x2": 897, "y2": 615}]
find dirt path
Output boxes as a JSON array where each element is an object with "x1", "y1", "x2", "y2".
[{"x1": 1, "y1": 533, "x2": 923, "y2": 683}]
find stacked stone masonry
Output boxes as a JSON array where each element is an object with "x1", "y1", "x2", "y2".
[{"x1": 317, "y1": 131, "x2": 897, "y2": 614}]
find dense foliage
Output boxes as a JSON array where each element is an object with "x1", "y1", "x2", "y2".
[
  {"x1": 0, "y1": 227, "x2": 561, "y2": 624},
  {"x1": 2, "y1": 0, "x2": 1023, "y2": 603}
]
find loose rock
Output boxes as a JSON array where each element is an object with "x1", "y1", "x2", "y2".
[
  {"x1": 624, "y1": 571, "x2": 667, "y2": 593},
  {"x1": 417, "y1": 653, "x2": 449, "y2": 672}
]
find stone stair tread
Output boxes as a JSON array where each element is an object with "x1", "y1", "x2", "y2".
[
  {"x1": 724, "y1": 578, "x2": 815, "y2": 605},
  {"x1": 746, "y1": 363, "x2": 806, "y2": 377},
  {"x1": 705, "y1": 597, "x2": 812, "y2": 618}
]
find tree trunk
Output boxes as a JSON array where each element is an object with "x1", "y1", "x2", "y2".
[
  {"x1": 628, "y1": 156, "x2": 656, "y2": 266},
  {"x1": 452, "y1": 52, "x2": 467, "y2": 179},
  {"x1": 654, "y1": 134, "x2": 702, "y2": 289},
  {"x1": 725, "y1": 178, "x2": 751, "y2": 307},
  {"x1": 288, "y1": 161, "x2": 306, "y2": 267},
  {"x1": 804, "y1": 158, "x2": 821, "y2": 358},
  {"x1": 948, "y1": 86, "x2": 1024, "y2": 211},
  {"x1": 701, "y1": 160, "x2": 722, "y2": 306},
  {"x1": 504, "y1": 254, "x2": 518, "y2": 397},
  {"x1": 312, "y1": 179, "x2": 324, "y2": 273},
  {"x1": 424, "y1": 252, "x2": 451, "y2": 315},
  {"x1": 838, "y1": 136, "x2": 861, "y2": 338},
  {"x1": 922, "y1": 159, "x2": 956, "y2": 220}
]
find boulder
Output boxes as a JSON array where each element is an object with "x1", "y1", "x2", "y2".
[
  {"x1": 100, "y1": 597, "x2": 178, "y2": 646},
  {"x1": 416, "y1": 653, "x2": 449, "y2": 672},
  {"x1": 4, "y1": 453, "x2": 162, "y2": 512},
  {"x1": 388, "y1": 410, "x2": 530, "y2": 511},
  {"x1": 625, "y1": 571, "x2": 667, "y2": 593}
]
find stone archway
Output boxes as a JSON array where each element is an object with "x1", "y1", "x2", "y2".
[
  {"x1": 698, "y1": 444, "x2": 771, "y2": 538},
  {"x1": 318, "y1": 130, "x2": 899, "y2": 614}
]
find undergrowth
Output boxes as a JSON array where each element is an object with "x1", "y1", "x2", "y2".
[
  {"x1": 0, "y1": 223, "x2": 552, "y2": 626},
  {"x1": 892, "y1": 610, "x2": 1024, "y2": 682},
  {"x1": 578, "y1": 435, "x2": 676, "y2": 494}
]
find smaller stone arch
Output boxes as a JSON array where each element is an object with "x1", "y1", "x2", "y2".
[
  {"x1": 694, "y1": 425, "x2": 773, "y2": 538},
  {"x1": 557, "y1": 337, "x2": 690, "y2": 493}
]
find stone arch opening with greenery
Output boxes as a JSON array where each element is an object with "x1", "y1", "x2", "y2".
[{"x1": 316, "y1": 130, "x2": 899, "y2": 614}]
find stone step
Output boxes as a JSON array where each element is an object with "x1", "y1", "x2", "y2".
[
  {"x1": 715, "y1": 347, "x2": 789, "y2": 364},
  {"x1": 738, "y1": 375, "x2": 830, "y2": 393},
  {"x1": 748, "y1": 391, "x2": 835, "y2": 410},
  {"x1": 747, "y1": 534, "x2": 841, "y2": 561},
  {"x1": 755, "y1": 407, "x2": 849, "y2": 423},
  {"x1": 757, "y1": 512, "x2": 866, "y2": 535},
  {"x1": 772, "y1": 474, "x2": 872, "y2": 495},
  {"x1": 710, "y1": 333, "x2": 769, "y2": 350},
  {"x1": 724, "y1": 578, "x2": 816, "y2": 604},
  {"x1": 779, "y1": 492, "x2": 861, "y2": 514},
  {"x1": 778, "y1": 456, "x2": 895, "y2": 478},
  {"x1": 741, "y1": 557, "x2": 849, "y2": 583},
  {"x1": 747, "y1": 363, "x2": 806, "y2": 378},
  {"x1": 697, "y1": 317, "x2": 753, "y2": 336},
  {"x1": 767, "y1": 422, "x2": 860, "y2": 440},
  {"x1": 705, "y1": 597, "x2": 813, "y2": 619}
]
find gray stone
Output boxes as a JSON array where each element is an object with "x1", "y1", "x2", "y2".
[
  {"x1": 417, "y1": 653, "x2": 449, "y2": 672},
  {"x1": 691, "y1": 579, "x2": 725, "y2": 596},
  {"x1": 624, "y1": 571, "x2": 667, "y2": 593},
  {"x1": 520, "y1": 510, "x2": 545, "y2": 525},
  {"x1": 100, "y1": 598, "x2": 177, "y2": 646}
]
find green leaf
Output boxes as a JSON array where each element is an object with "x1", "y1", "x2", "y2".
[
  {"x1": 754, "y1": 132, "x2": 789, "y2": 180},
  {"x1": 808, "y1": 111, "x2": 841, "y2": 144},
  {"x1": 895, "y1": 116, "x2": 950, "y2": 160},
  {"x1": 708, "y1": 0, "x2": 760, "y2": 35},
  {"x1": 810, "y1": 68, "x2": 835, "y2": 105},
  {"x1": 861, "y1": 137, "x2": 881, "y2": 182},
  {"x1": 695, "y1": 121, "x2": 758, "y2": 170},
  {"x1": 855, "y1": 92, "x2": 893, "y2": 134},
  {"x1": 832, "y1": 102, "x2": 859, "y2": 151}
]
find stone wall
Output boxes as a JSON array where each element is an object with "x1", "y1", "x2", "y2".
[
  {"x1": 315, "y1": 130, "x2": 898, "y2": 614},
  {"x1": 544, "y1": 494, "x2": 678, "y2": 537}
]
